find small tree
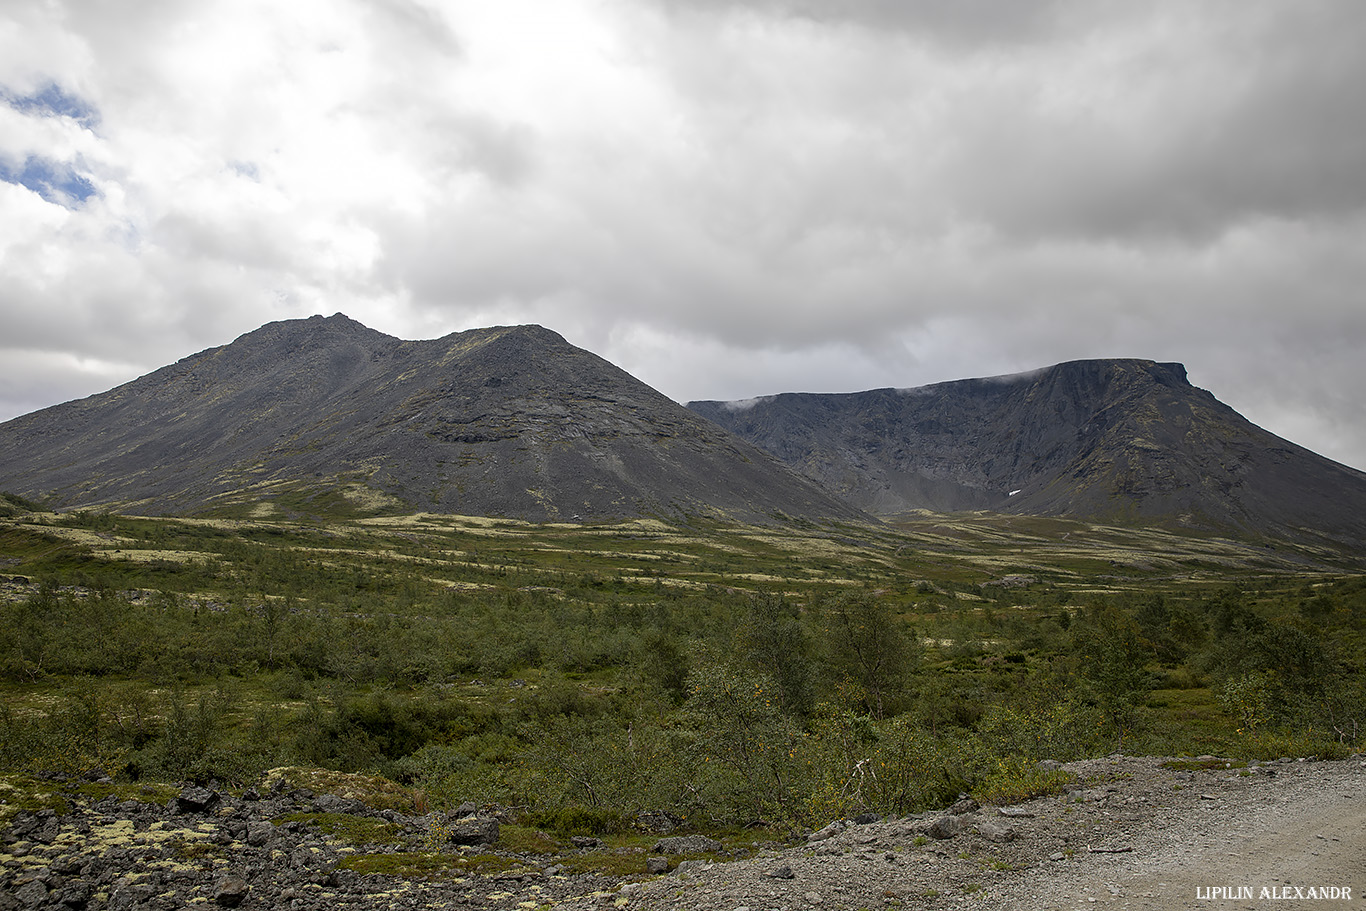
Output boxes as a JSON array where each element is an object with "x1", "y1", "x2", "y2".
[
  {"x1": 1069, "y1": 605, "x2": 1150, "y2": 747},
  {"x1": 684, "y1": 660, "x2": 798, "y2": 821},
  {"x1": 734, "y1": 593, "x2": 814, "y2": 717},
  {"x1": 824, "y1": 592, "x2": 918, "y2": 719}
]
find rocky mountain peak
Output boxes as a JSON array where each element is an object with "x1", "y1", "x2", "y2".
[
  {"x1": 0, "y1": 317, "x2": 865, "y2": 524},
  {"x1": 225, "y1": 311, "x2": 396, "y2": 351}
]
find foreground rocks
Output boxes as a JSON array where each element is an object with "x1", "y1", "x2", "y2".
[
  {"x1": 3, "y1": 755, "x2": 1363, "y2": 910},
  {"x1": 0, "y1": 776, "x2": 619, "y2": 910}
]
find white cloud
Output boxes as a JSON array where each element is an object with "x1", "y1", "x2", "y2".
[{"x1": 1, "y1": 0, "x2": 1365, "y2": 472}]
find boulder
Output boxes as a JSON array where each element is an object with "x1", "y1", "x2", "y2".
[
  {"x1": 925, "y1": 815, "x2": 964, "y2": 839},
  {"x1": 13, "y1": 880, "x2": 48, "y2": 909},
  {"x1": 948, "y1": 797, "x2": 980, "y2": 815},
  {"x1": 245, "y1": 821, "x2": 276, "y2": 847},
  {"x1": 636, "y1": 810, "x2": 683, "y2": 833},
  {"x1": 447, "y1": 816, "x2": 500, "y2": 846},
  {"x1": 974, "y1": 819, "x2": 1018, "y2": 843},
  {"x1": 55, "y1": 881, "x2": 93, "y2": 908},
  {"x1": 807, "y1": 819, "x2": 848, "y2": 842},
  {"x1": 313, "y1": 794, "x2": 365, "y2": 815},
  {"x1": 176, "y1": 786, "x2": 220, "y2": 814},
  {"x1": 212, "y1": 876, "x2": 249, "y2": 908},
  {"x1": 653, "y1": 835, "x2": 722, "y2": 855}
]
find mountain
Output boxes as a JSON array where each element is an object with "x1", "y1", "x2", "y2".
[
  {"x1": 0, "y1": 314, "x2": 867, "y2": 523},
  {"x1": 689, "y1": 359, "x2": 1366, "y2": 547}
]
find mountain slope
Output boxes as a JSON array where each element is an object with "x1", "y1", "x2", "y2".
[
  {"x1": 0, "y1": 314, "x2": 867, "y2": 523},
  {"x1": 689, "y1": 359, "x2": 1366, "y2": 546}
]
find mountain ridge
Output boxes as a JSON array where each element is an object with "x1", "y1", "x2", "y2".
[
  {"x1": 0, "y1": 315, "x2": 867, "y2": 524},
  {"x1": 689, "y1": 358, "x2": 1366, "y2": 548},
  {"x1": 6, "y1": 318, "x2": 1366, "y2": 548}
]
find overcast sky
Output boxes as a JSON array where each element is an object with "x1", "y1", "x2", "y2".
[{"x1": 3, "y1": 1, "x2": 1366, "y2": 470}]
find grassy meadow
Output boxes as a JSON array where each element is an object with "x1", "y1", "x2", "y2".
[{"x1": 2, "y1": 497, "x2": 1363, "y2": 842}]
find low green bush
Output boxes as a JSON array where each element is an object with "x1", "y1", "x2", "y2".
[{"x1": 523, "y1": 804, "x2": 627, "y2": 836}]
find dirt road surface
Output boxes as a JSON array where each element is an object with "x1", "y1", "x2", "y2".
[{"x1": 569, "y1": 755, "x2": 1366, "y2": 911}]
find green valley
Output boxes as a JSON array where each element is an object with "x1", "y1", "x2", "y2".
[{"x1": 2, "y1": 504, "x2": 1362, "y2": 841}]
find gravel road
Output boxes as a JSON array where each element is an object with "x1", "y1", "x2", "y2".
[{"x1": 567, "y1": 754, "x2": 1366, "y2": 911}]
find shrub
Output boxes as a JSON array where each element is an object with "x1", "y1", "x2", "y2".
[
  {"x1": 798, "y1": 708, "x2": 979, "y2": 821},
  {"x1": 973, "y1": 756, "x2": 1073, "y2": 805},
  {"x1": 683, "y1": 661, "x2": 799, "y2": 822},
  {"x1": 522, "y1": 805, "x2": 627, "y2": 836},
  {"x1": 822, "y1": 592, "x2": 919, "y2": 719}
]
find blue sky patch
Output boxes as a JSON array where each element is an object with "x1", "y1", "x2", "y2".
[
  {"x1": 0, "y1": 156, "x2": 98, "y2": 205},
  {"x1": 3, "y1": 82, "x2": 100, "y2": 129},
  {"x1": 2, "y1": 82, "x2": 101, "y2": 205}
]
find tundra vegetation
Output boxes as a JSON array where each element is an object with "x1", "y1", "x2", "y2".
[{"x1": 1, "y1": 499, "x2": 1363, "y2": 842}]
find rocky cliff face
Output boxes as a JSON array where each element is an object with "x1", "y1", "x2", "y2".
[
  {"x1": 0, "y1": 315, "x2": 866, "y2": 523},
  {"x1": 690, "y1": 359, "x2": 1366, "y2": 547}
]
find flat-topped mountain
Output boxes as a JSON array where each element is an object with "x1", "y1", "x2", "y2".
[
  {"x1": 0, "y1": 315, "x2": 866, "y2": 523},
  {"x1": 689, "y1": 359, "x2": 1366, "y2": 547}
]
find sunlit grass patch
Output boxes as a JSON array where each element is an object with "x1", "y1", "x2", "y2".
[
  {"x1": 104, "y1": 549, "x2": 210, "y2": 564},
  {"x1": 1136, "y1": 688, "x2": 1242, "y2": 756},
  {"x1": 71, "y1": 780, "x2": 178, "y2": 805},
  {"x1": 557, "y1": 850, "x2": 659, "y2": 877},
  {"x1": 552, "y1": 824, "x2": 778, "y2": 877},
  {"x1": 25, "y1": 526, "x2": 139, "y2": 548},
  {"x1": 0, "y1": 775, "x2": 69, "y2": 822},
  {"x1": 1239, "y1": 729, "x2": 1354, "y2": 761},
  {"x1": 443, "y1": 852, "x2": 525, "y2": 875},
  {"x1": 497, "y1": 825, "x2": 564, "y2": 855},
  {"x1": 276, "y1": 812, "x2": 404, "y2": 846}
]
